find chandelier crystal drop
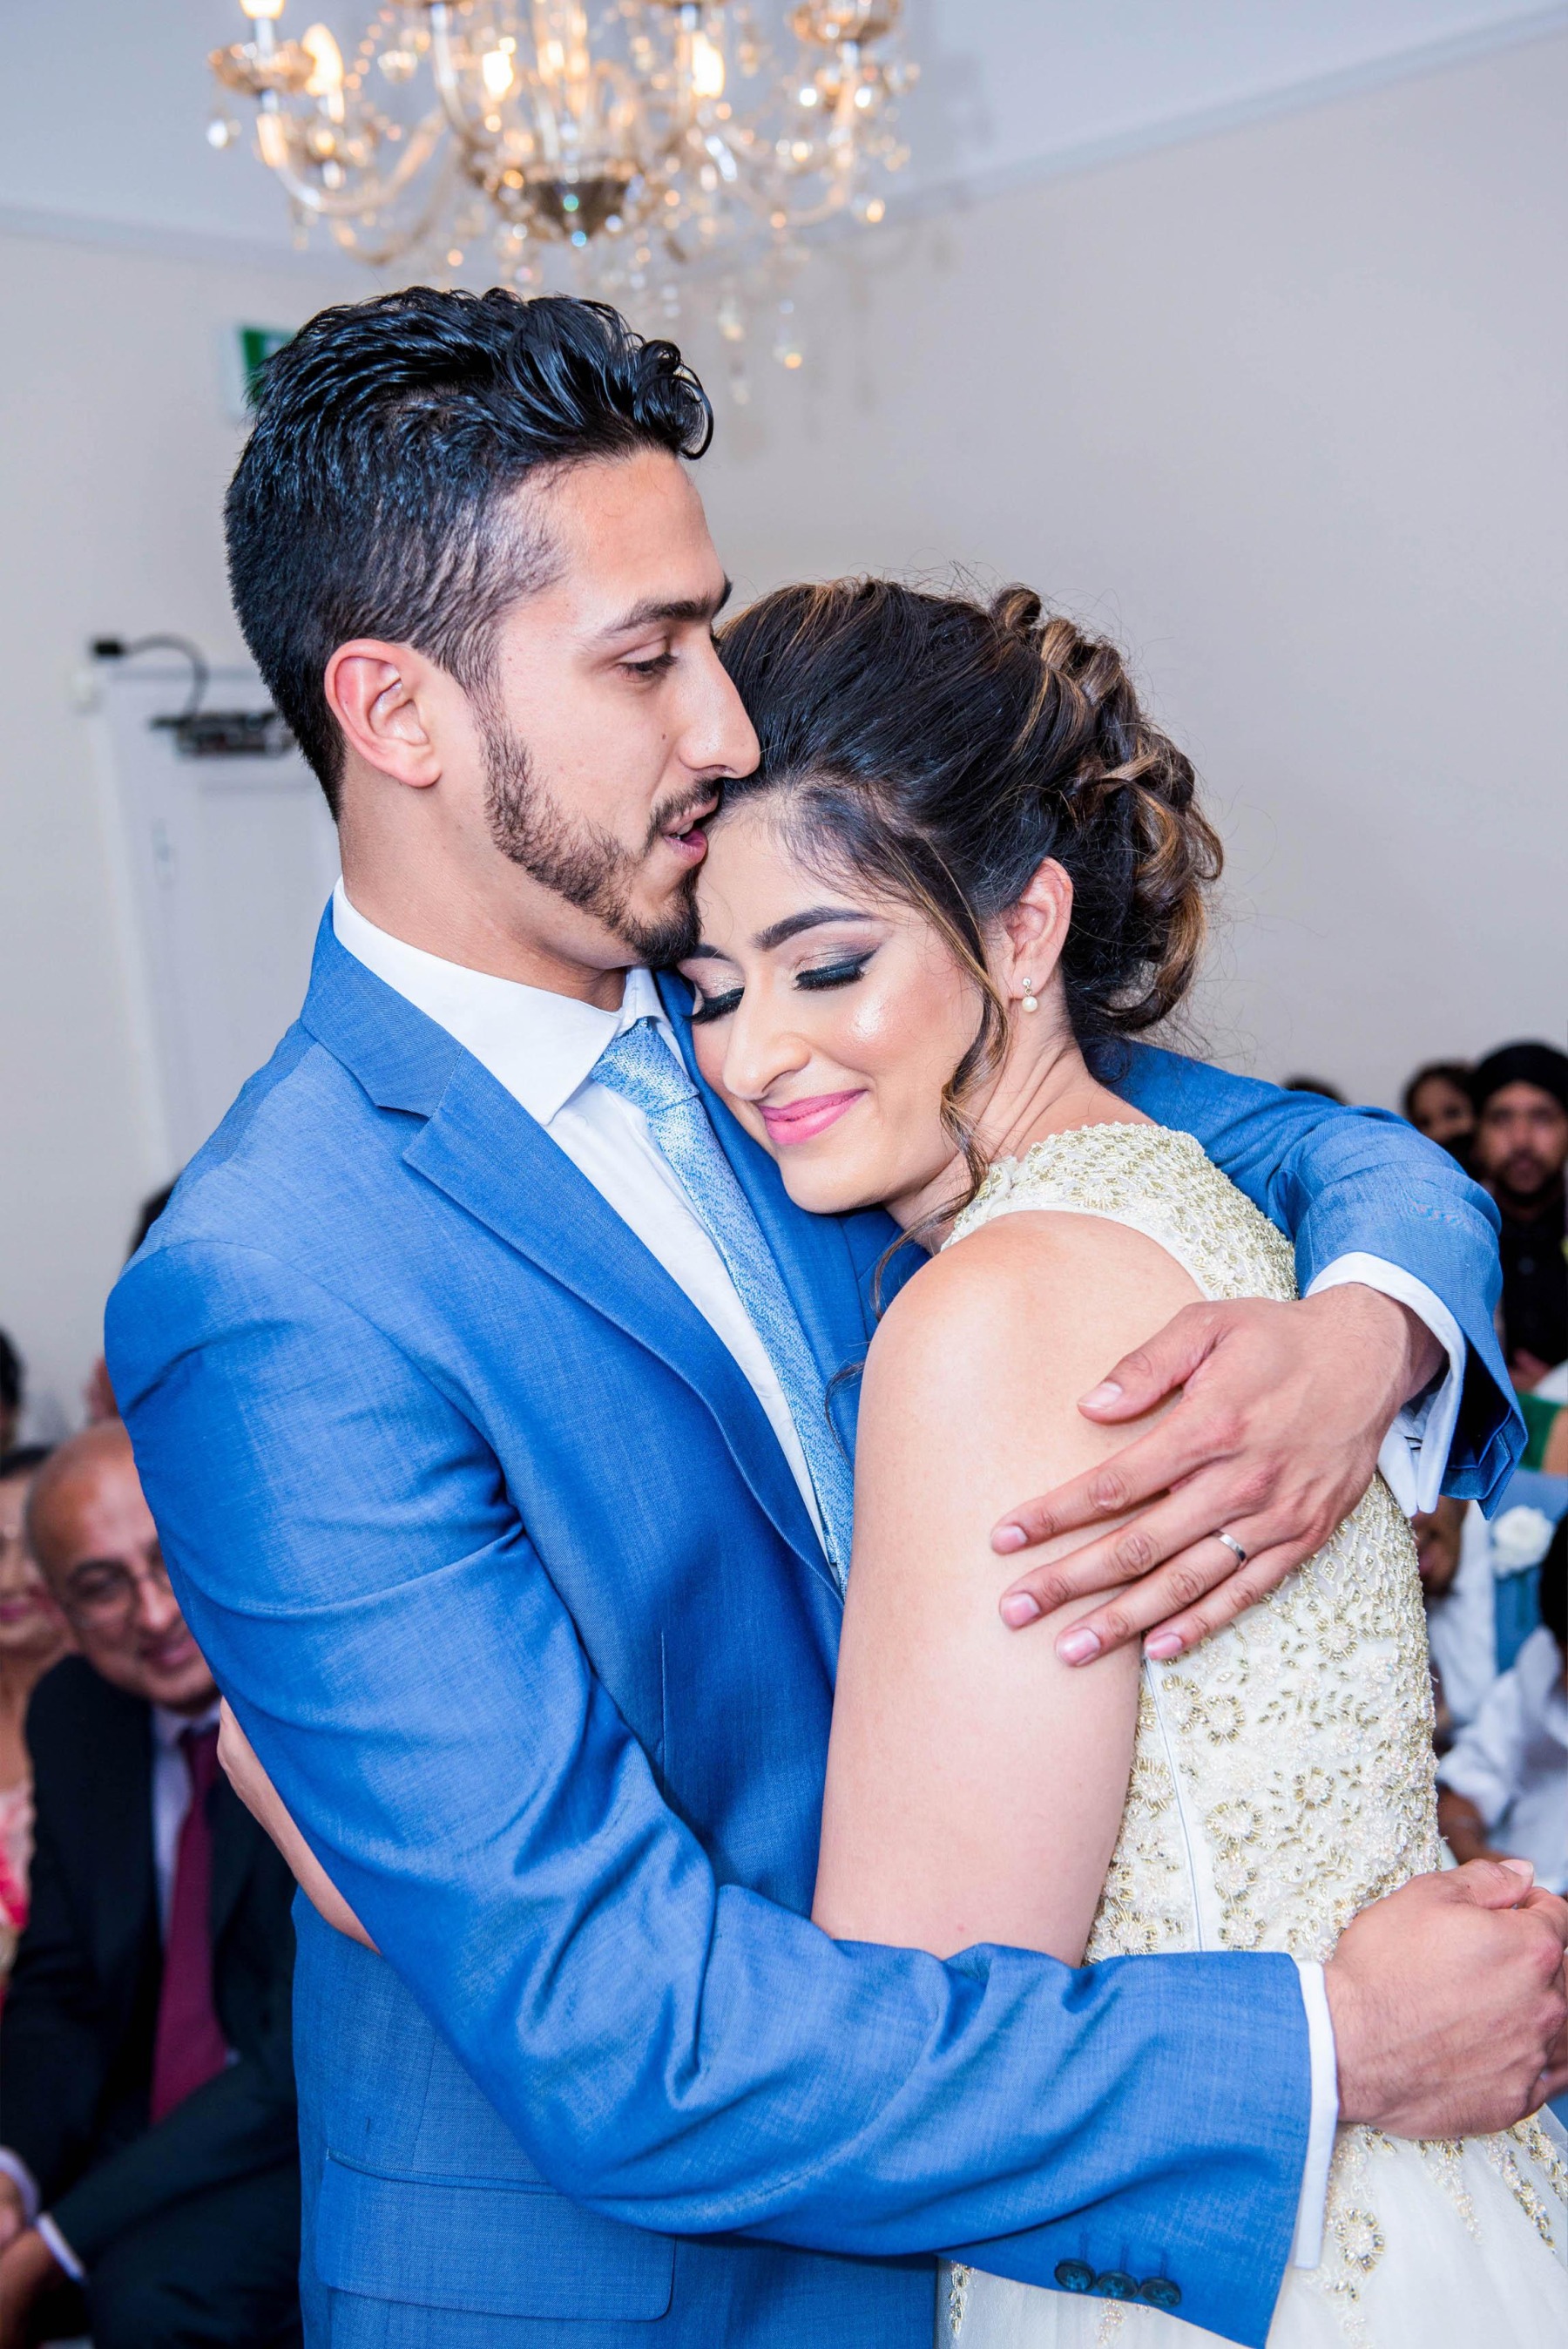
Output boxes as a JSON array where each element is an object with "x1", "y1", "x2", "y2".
[{"x1": 209, "y1": 1, "x2": 916, "y2": 390}]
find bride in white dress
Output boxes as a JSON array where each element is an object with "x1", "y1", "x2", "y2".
[{"x1": 687, "y1": 577, "x2": 1568, "y2": 2347}]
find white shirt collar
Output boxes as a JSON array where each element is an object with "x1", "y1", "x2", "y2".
[
  {"x1": 152, "y1": 1699, "x2": 222, "y2": 1750},
  {"x1": 332, "y1": 881, "x2": 672, "y2": 1127}
]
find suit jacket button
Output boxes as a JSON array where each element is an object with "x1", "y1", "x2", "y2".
[
  {"x1": 1053, "y1": 2260, "x2": 1096, "y2": 2294},
  {"x1": 1140, "y1": 2277, "x2": 1182, "y2": 2311},
  {"x1": 1095, "y1": 2271, "x2": 1139, "y2": 2300}
]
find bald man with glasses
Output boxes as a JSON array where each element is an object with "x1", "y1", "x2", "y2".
[{"x1": 0, "y1": 1425, "x2": 300, "y2": 2349}]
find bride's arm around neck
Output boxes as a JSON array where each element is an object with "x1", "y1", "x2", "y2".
[{"x1": 814, "y1": 1201, "x2": 1204, "y2": 1969}]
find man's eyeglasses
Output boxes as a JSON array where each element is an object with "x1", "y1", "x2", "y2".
[{"x1": 62, "y1": 1552, "x2": 173, "y2": 1629}]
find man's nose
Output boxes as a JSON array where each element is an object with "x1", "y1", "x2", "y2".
[
  {"x1": 683, "y1": 645, "x2": 760, "y2": 781},
  {"x1": 134, "y1": 1568, "x2": 184, "y2": 1639}
]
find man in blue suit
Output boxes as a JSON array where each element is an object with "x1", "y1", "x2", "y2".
[{"x1": 98, "y1": 291, "x2": 1568, "y2": 2349}]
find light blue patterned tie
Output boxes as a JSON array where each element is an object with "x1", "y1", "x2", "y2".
[{"x1": 594, "y1": 1017, "x2": 855, "y2": 1585}]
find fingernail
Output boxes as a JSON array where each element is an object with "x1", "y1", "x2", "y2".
[
  {"x1": 1000, "y1": 1593, "x2": 1042, "y2": 1628},
  {"x1": 1144, "y1": 1632, "x2": 1183, "y2": 1661},
  {"x1": 1080, "y1": 1381, "x2": 1123, "y2": 1411},
  {"x1": 1057, "y1": 1626, "x2": 1101, "y2": 1664},
  {"x1": 1498, "y1": 1857, "x2": 1535, "y2": 1883},
  {"x1": 991, "y1": 1526, "x2": 1027, "y2": 1554}
]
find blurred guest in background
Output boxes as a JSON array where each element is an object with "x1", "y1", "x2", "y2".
[
  {"x1": 1402, "y1": 1060, "x2": 1476, "y2": 1162},
  {"x1": 0, "y1": 1449, "x2": 69, "y2": 2000},
  {"x1": 1468, "y1": 1041, "x2": 1568, "y2": 1388},
  {"x1": 1438, "y1": 1515, "x2": 1567, "y2": 1894},
  {"x1": 1411, "y1": 1494, "x2": 1467, "y2": 1748},
  {"x1": 0, "y1": 1424, "x2": 299, "y2": 2349},
  {"x1": 0, "y1": 1339, "x2": 20, "y2": 1460}
]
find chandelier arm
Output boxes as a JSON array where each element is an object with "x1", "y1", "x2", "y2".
[
  {"x1": 424, "y1": 2, "x2": 491, "y2": 154},
  {"x1": 255, "y1": 91, "x2": 446, "y2": 220},
  {"x1": 324, "y1": 150, "x2": 462, "y2": 267}
]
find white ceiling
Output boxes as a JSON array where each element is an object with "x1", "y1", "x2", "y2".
[{"x1": 2, "y1": 2, "x2": 1561, "y2": 261}]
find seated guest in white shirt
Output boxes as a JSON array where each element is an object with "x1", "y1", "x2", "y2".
[
  {"x1": 1438, "y1": 1514, "x2": 1568, "y2": 1894},
  {"x1": 0, "y1": 1424, "x2": 300, "y2": 2349}
]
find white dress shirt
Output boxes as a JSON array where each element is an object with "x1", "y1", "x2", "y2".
[{"x1": 331, "y1": 883, "x2": 1484, "y2": 2271}]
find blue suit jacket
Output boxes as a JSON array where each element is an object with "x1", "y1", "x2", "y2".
[{"x1": 106, "y1": 916, "x2": 1517, "y2": 2349}]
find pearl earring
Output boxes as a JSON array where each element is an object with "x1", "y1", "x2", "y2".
[{"x1": 1021, "y1": 978, "x2": 1039, "y2": 1012}]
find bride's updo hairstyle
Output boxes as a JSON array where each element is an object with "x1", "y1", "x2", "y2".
[{"x1": 717, "y1": 578, "x2": 1221, "y2": 1093}]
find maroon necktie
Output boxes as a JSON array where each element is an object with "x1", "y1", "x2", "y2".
[{"x1": 149, "y1": 1724, "x2": 229, "y2": 2122}]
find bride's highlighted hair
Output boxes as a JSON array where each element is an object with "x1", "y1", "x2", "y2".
[{"x1": 716, "y1": 579, "x2": 1222, "y2": 1212}]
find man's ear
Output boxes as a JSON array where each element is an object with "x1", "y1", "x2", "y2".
[
  {"x1": 997, "y1": 858, "x2": 1074, "y2": 994},
  {"x1": 323, "y1": 640, "x2": 443, "y2": 789}
]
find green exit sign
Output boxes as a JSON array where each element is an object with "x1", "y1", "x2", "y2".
[{"x1": 237, "y1": 324, "x2": 294, "y2": 409}]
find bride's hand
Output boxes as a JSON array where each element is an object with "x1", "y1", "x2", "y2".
[
  {"x1": 217, "y1": 1700, "x2": 379, "y2": 1951},
  {"x1": 986, "y1": 1284, "x2": 1443, "y2": 1662}
]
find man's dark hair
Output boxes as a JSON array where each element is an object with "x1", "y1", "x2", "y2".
[
  {"x1": 226, "y1": 288, "x2": 714, "y2": 812},
  {"x1": 0, "y1": 1328, "x2": 21, "y2": 1420}
]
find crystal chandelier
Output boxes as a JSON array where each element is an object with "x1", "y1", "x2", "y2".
[{"x1": 209, "y1": 2, "x2": 916, "y2": 392}]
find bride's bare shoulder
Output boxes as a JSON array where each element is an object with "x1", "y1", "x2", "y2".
[{"x1": 865, "y1": 1202, "x2": 1203, "y2": 1433}]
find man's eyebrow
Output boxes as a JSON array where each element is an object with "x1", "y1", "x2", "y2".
[
  {"x1": 598, "y1": 579, "x2": 733, "y2": 639},
  {"x1": 754, "y1": 906, "x2": 875, "y2": 951}
]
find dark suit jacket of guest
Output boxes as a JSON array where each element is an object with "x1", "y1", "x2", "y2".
[{"x1": 0, "y1": 1655, "x2": 298, "y2": 2266}]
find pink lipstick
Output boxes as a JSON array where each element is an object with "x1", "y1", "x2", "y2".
[{"x1": 759, "y1": 1090, "x2": 864, "y2": 1145}]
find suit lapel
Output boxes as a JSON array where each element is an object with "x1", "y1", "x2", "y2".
[
  {"x1": 301, "y1": 915, "x2": 835, "y2": 1597},
  {"x1": 209, "y1": 1777, "x2": 262, "y2": 1955},
  {"x1": 85, "y1": 1685, "x2": 158, "y2": 1997},
  {"x1": 402, "y1": 1056, "x2": 832, "y2": 1590}
]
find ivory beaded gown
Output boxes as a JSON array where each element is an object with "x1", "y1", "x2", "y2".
[{"x1": 935, "y1": 1125, "x2": 1568, "y2": 2349}]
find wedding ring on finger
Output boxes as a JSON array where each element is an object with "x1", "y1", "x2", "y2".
[{"x1": 1211, "y1": 1530, "x2": 1248, "y2": 1566}]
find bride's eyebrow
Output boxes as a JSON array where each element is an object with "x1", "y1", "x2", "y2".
[{"x1": 753, "y1": 906, "x2": 875, "y2": 951}]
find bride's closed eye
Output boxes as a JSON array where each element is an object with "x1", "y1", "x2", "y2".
[
  {"x1": 688, "y1": 983, "x2": 744, "y2": 1026},
  {"x1": 687, "y1": 949, "x2": 877, "y2": 1026},
  {"x1": 795, "y1": 951, "x2": 875, "y2": 993}
]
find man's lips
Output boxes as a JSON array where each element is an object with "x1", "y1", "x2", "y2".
[
  {"x1": 143, "y1": 1627, "x2": 200, "y2": 1672},
  {"x1": 759, "y1": 1090, "x2": 865, "y2": 1145},
  {"x1": 660, "y1": 800, "x2": 718, "y2": 865}
]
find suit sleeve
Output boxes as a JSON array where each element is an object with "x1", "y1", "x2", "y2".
[
  {"x1": 48, "y1": 2057, "x2": 299, "y2": 2266},
  {"x1": 1109, "y1": 1044, "x2": 1520, "y2": 1506},
  {"x1": 0, "y1": 1784, "x2": 112, "y2": 2204},
  {"x1": 106, "y1": 1236, "x2": 1309, "y2": 2349}
]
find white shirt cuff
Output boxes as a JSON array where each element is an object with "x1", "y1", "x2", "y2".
[
  {"x1": 35, "y1": 2211, "x2": 85, "y2": 2282},
  {"x1": 0, "y1": 2150, "x2": 38, "y2": 2225},
  {"x1": 1289, "y1": 1959, "x2": 1339, "y2": 2268},
  {"x1": 1304, "y1": 1256, "x2": 1464, "y2": 1516}
]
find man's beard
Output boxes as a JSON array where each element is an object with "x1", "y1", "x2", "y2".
[{"x1": 481, "y1": 704, "x2": 703, "y2": 965}]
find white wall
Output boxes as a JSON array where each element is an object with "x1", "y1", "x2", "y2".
[
  {"x1": 686, "y1": 29, "x2": 1568, "y2": 1087},
  {"x1": 1, "y1": 33, "x2": 1564, "y2": 1421},
  {"x1": 0, "y1": 232, "x2": 357, "y2": 1428}
]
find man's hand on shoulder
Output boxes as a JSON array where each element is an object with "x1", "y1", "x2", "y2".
[
  {"x1": 987, "y1": 1285, "x2": 1443, "y2": 1661},
  {"x1": 1326, "y1": 1860, "x2": 1568, "y2": 2136}
]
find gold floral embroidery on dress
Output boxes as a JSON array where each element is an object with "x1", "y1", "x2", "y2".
[
  {"x1": 1475, "y1": 2121, "x2": 1568, "y2": 2249},
  {"x1": 950, "y1": 1125, "x2": 1443, "y2": 2335},
  {"x1": 949, "y1": 1127, "x2": 1568, "y2": 2338},
  {"x1": 1415, "y1": 2137, "x2": 1480, "y2": 2238}
]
